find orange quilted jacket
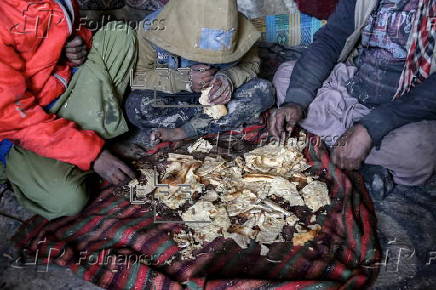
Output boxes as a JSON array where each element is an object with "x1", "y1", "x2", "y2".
[{"x1": 0, "y1": 0, "x2": 104, "y2": 171}]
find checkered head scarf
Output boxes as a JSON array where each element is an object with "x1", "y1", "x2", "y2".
[{"x1": 396, "y1": 0, "x2": 436, "y2": 98}]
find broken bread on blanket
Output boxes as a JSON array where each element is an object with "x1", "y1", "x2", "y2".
[
  {"x1": 301, "y1": 181, "x2": 330, "y2": 212},
  {"x1": 199, "y1": 87, "x2": 228, "y2": 120},
  {"x1": 154, "y1": 154, "x2": 204, "y2": 209},
  {"x1": 142, "y1": 134, "x2": 330, "y2": 260},
  {"x1": 187, "y1": 138, "x2": 213, "y2": 154},
  {"x1": 128, "y1": 168, "x2": 156, "y2": 197}
]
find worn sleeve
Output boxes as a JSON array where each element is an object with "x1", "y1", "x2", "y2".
[
  {"x1": 73, "y1": 0, "x2": 93, "y2": 48},
  {"x1": 134, "y1": 32, "x2": 191, "y2": 94},
  {"x1": 218, "y1": 47, "x2": 260, "y2": 89},
  {"x1": 359, "y1": 73, "x2": 436, "y2": 146},
  {"x1": 284, "y1": 0, "x2": 357, "y2": 109},
  {"x1": 0, "y1": 34, "x2": 104, "y2": 171}
]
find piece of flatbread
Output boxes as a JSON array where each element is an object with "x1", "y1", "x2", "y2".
[
  {"x1": 301, "y1": 181, "x2": 330, "y2": 212},
  {"x1": 199, "y1": 87, "x2": 228, "y2": 120},
  {"x1": 187, "y1": 138, "x2": 213, "y2": 154}
]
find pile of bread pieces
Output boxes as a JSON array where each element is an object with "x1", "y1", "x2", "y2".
[{"x1": 130, "y1": 134, "x2": 331, "y2": 260}]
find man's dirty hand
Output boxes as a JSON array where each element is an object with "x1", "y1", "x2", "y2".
[
  {"x1": 191, "y1": 64, "x2": 217, "y2": 92},
  {"x1": 267, "y1": 104, "x2": 303, "y2": 140},
  {"x1": 208, "y1": 74, "x2": 233, "y2": 105},
  {"x1": 332, "y1": 124, "x2": 372, "y2": 170},
  {"x1": 93, "y1": 150, "x2": 136, "y2": 186},
  {"x1": 65, "y1": 36, "x2": 88, "y2": 66}
]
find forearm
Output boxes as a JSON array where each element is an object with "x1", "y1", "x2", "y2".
[
  {"x1": 284, "y1": 0, "x2": 357, "y2": 108},
  {"x1": 219, "y1": 47, "x2": 260, "y2": 88},
  {"x1": 360, "y1": 73, "x2": 436, "y2": 146}
]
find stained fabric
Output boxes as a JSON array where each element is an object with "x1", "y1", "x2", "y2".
[
  {"x1": 124, "y1": 78, "x2": 275, "y2": 146},
  {"x1": 350, "y1": 0, "x2": 420, "y2": 107},
  {"x1": 49, "y1": 21, "x2": 138, "y2": 140},
  {"x1": 13, "y1": 132, "x2": 381, "y2": 289}
]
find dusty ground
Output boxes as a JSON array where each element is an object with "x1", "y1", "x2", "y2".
[{"x1": 0, "y1": 185, "x2": 101, "y2": 290}]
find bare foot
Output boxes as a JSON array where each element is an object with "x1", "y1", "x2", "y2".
[{"x1": 151, "y1": 128, "x2": 189, "y2": 143}]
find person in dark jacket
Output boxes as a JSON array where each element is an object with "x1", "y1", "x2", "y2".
[{"x1": 271, "y1": 0, "x2": 436, "y2": 186}]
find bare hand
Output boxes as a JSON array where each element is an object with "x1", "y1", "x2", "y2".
[
  {"x1": 208, "y1": 74, "x2": 233, "y2": 105},
  {"x1": 267, "y1": 104, "x2": 303, "y2": 140},
  {"x1": 65, "y1": 36, "x2": 88, "y2": 66},
  {"x1": 93, "y1": 150, "x2": 136, "y2": 185},
  {"x1": 332, "y1": 124, "x2": 372, "y2": 170},
  {"x1": 191, "y1": 64, "x2": 217, "y2": 92}
]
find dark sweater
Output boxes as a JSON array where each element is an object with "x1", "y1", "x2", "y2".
[{"x1": 284, "y1": 0, "x2": 436, "y2": 146}]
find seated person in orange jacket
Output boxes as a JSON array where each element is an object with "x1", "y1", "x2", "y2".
[{"x1": 0, "y1": 0, "x2": 137, "y2": 219}]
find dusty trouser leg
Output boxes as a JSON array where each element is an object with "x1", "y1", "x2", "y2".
[
  {"x1": 124, "y1": 90, "x2": 204, "y2": 147},
  {"x1": 365, "y1": 121, "x2": 436, "y2": 186},
  {"x1": 124, "y1": 78, "x2": 275, "y2": 145},
  {"x1": 49, "y1": 21, "x2": 138, "y2": 139},
  {"x1": 125, "y1": 90, "x2": 203, "y2": 129},
  {"x1": 5, "y1": 22, "x2": 138, "y2": 220},
  {"x1": 6, "y1": 147, "x2": 90, "y2": 220},
  {"x1": 182, "y1": 78, "x2": 275, "y2": 137}
]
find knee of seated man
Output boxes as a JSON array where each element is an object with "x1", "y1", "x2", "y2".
[
  {"x1": 100, "y1": 21, "x2": 136, "y2": 41},
  {"x1": 237, "y1": 78, "x2": 275, "y2": 110},
  {"x1": 44, "y1": 181, "x2": 89, "y2": 219},
  {"x1": 124, "y1": 91, "x2": 156, "y2": 127},
  {"x1": 403, "y1": 144, "x2": 436, "y2": 182},
  {"x1": 256, "y1": 79, "x2": 275, "y2": 110},
  {"x1": 381, "y1": 122, "x2": 436, "y2": 183}
]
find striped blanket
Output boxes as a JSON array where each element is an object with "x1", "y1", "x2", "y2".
[{"x1": 13, "y1": 134, "x2": 380, "y2": 289}]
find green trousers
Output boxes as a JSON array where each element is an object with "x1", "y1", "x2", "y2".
[{"x1": 4, "y1": 22, "x2": 137, "y2": 220}]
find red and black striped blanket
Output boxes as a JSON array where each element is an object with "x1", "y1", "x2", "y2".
[{"x1": 13, "y1": 134, "x2": 380, "y2": 289}]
